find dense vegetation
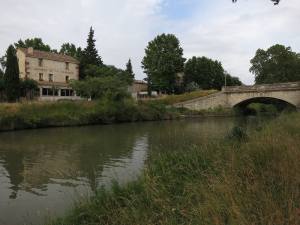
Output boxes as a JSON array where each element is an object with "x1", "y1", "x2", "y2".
[
  {"x1": 250, "y1": 44, "x2": 300, "y2": 84},
  {"x1": 0, "y1": 100, "x2": 179, "y2": 131},
  {"x1": 50, "y1": 112, "x2": 300, "y2": 225},
  {"x1": 142, "y1": 34, "x2": 186, "y2": 94},
  {"x1": 142, "y1": 34, "x2": 242, "y2": 94},
  {"x1": 184, "y1": 56, "x2": 241, "y2": 90}
]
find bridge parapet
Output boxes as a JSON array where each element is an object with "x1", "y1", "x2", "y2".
[{"x1": 223, "y1": 82, "x2": 300, "y2": 93}]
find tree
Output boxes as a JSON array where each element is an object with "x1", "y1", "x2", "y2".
[
  {"x1": 184, "y1": 56, "x2": 224, "y2": 90},
  {"x1": 184, "y1": 56, "x2": 242, "y2": 90},
  {"x1": 80, "y1": 27, "x2": 103, "y2": 79},
  {"x1": 84, "y1": 64, "x2": 133, "y2": 85},
  {"x1": 20, "y1": 79, "x2": 38, "y2": 100},
  {"x1": 4, "y1": 45, "x2": 20, "y2": 102},
  {"x1": 70, "y1": 76, "x2": 129, "y2": 100},
  {"x1": 125, "y1": 59, "x2": 135, "y2": 82},
  {"x1": 225, "y1": 71, "x2": 242, "y2": 86},
  {"x1": 250, "y1": 44, "x2": 300, "y2": 84},
  {"x1": 142, "y1": 33, "x2": 185, "y2": 94},
  {"x1": 232, "y1": 0, "x2": 280, "y2": 5},
  {"x1": 14, "y1": 38, "x2": 53, "y2": 52},
  {"x1": 60, "y1": 43, "x2": 82, "y2": 59}
]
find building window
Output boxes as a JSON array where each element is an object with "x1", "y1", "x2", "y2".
[
  {"x1": 39, "y1": 73, "x2": 44, "y2": 81},
  {"x1": 42, "y1": 88, "x2": 58, "y2": 96},
  {"x1": 49, "y1": 74, "x2": 53, "y2": 82},
  {"x1": 38, "y1": 58, "x2": 43, "y2": 67},
  {"x1": 65, "y1": 62, "x2": 69, "y2": 70},
  {"x1": 66, "y1": 76, "x2": 69, "y2": 83},
  {"x1": 61, "y1": 89, "x2": 74, "y2": 97}
]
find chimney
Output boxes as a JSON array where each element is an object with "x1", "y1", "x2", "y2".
[{"x1": 28, "y1": 47, "x2": 34, "y2": 54}]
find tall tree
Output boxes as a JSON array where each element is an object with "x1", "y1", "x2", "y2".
[
  {"x1": 125, "y1": 58, "x2": 135, "y2": 82},
  {"x1": 14, "y1": 38, "x2": 53, "y2": 52},
  {"x1": 184, "y1": 56, "x2": 224, "y2": 90},
  {"x1": 250, "y1": 44, "x2": 300, "y2": 84},
  {"x1": 184, "y1": 56, "x2": 242, "y2": 90},
  {"x1": 4, "y1": 45, "x2": 20, "y2": 102},
  {"x1": 142, "y1": 33, "x2": 185, "y2": 94},
  {"x1": 80, "y1": 27, "x2": 103, "y2": 79},
  {"x1": 60, "y1": 43, "x2": 82, "y2": 59},
  {"x1": 82, "y1": 27, "x2": 103, "y2": 66}
]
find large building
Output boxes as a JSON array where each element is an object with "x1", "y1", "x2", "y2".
[{"x1": 17, "y1": 47, "x2": 81, "y2": 101}]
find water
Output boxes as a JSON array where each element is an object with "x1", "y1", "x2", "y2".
[{"x1": 0, "y1": 117, "x2": 266, "y2": 225}]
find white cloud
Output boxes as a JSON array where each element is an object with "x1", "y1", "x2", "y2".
[{"x1": 0, "y1": 0, "x2": 299, "y2": 84}]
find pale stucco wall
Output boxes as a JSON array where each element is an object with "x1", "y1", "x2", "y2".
[
  {"x1": 16, "y1": 50, "x2": 26, "y2": 78},
  {"x1": 25, "y1": 57, "x2": 79, "y2": 83}
]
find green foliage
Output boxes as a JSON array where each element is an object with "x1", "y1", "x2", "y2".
[
  {"x1": 14, "y1": 38, "x2": 54, "y2": 52},
  {"x1": 70, "y1": 76, "x2": 129, "y2": 100},
  {"x1": 142, "y1": 33, "x2": 186, "y2": 94},
  {"x1": 49, "y1": 113, "x2": 300, "y2": 225},
  {"x1": 79, "y1": 27, "x2": 103, "y2": 79},
  {"x1": 20, "y1": 79, "x2": 39, "y2": 99},
  {"x1": 84, "y1": 64, "x2": 133, "y2": 84},
  {"x1": 225, "y1": 72, "x2": 242, "y2": 86},
  {"x1": 125, "y1": 59, "x2": 135, "y2": 82},
  {"x1": 184, "y1": 56, "x2": 242, "y2": 90},
  {"x1": 59, "y1": 43, "x2": 83, "y2": 59},
  {"x1": 4, "y1": 45, "x2": 20, "y2": 102},
  {"x1": 0, "y1": 100, "x2": 178, "y2": 131},
  {"x1": 250, "y1": 44, "x2": 300, "y2": 84}
]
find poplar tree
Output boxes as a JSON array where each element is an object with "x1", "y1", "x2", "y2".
[{"x1": 4, "y1": 45, "x2": 20, "y2": 102}]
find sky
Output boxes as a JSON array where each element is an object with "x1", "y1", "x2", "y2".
[{"x1": 0, "y1": 0, "x2": 299, "y2": 84}]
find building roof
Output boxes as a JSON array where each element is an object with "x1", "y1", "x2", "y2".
[{"x1": 18, "y1": 48, "x2": 79, "y2": 64}]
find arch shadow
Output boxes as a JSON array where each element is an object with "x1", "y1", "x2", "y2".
[{"x1": 233, "y1": 97, "x2": 297, "y2": 115}]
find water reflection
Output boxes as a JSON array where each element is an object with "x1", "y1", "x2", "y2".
[{"x1": 0, "y1": 117, "x2": 241, "y2": 225}]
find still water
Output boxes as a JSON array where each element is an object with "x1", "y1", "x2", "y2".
[{"x1": 0, "y1": 117, "x2": 266, "y2": 225}]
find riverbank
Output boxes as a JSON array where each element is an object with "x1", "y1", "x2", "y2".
[
  {"x1": 50, "y1": 112, "x2": 300, "y2": 225},
  {"x1": 0, "y1": 100, "x2": 181, "y2": 131}
]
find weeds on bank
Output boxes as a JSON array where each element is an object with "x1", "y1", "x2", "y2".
[{"x1": 51, "y1": 113, "x2": 300, "y2": 225}]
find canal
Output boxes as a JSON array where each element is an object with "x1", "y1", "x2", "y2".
[{"x1": 0, "y1": 117, "x2": 267, "y2": 225}]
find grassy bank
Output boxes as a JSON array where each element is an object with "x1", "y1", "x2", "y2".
[
  {"x1": 156, "y1": 90, "x2": 218, "y2": 105},
  {"x1": 50, "y1": 113, "x2": 300, "y2": 225},
  {"x1": 0, "y1": 100, "x2": 179, "y2": 131}
]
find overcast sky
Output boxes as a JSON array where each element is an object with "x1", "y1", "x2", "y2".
[{"x1": 0, "y1": 0, "x2": 299, "y2": 84}]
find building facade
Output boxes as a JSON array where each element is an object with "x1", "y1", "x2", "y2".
[{"x1": 17, "y1": 47, "x2": 81, "y2": 101}]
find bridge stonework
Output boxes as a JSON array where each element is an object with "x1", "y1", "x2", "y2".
[{"x1": 174, "y1": 82, "x2": 300, "y2": 111}]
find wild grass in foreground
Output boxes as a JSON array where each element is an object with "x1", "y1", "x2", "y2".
[{"x1": 50, "y1": 113, "x2": 300, "y2": 225}]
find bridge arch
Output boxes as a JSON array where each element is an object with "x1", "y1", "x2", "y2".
[{"x1": 232, "y1": 96, "x2": 297, "y2": 112}]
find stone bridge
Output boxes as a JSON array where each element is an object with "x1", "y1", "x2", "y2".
[{"x1": 174, "y1": 82, "x2": 300, "y2": 111}]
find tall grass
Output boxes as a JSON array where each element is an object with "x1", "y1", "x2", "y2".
[
  {"x1": 50, "y1": 113, "x2": 300, "y2": 225},
  {"x1": 0, "y1": 99, "x2": 179, "y2": 131}
]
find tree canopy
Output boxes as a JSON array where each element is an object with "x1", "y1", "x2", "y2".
[
  {"x1": 142, "y1": 33, "x2": 185, "y2": 94},
  {"x1": 80, "y1": 27, "x2": 103, "y2": 79},
  {"x1": 4, "y1": 45, "x2": 20, "y2": 102},
  {"x1": 70, "y1": 76, "x2": 129, "y2": 101},
  {"x1": 84, "y1": 64, "x2": 133, "y2": 85},
  {"x1": 250, "y1": 44, "x2": 300, "y2": 84},
  {"x1": 14, "y1": 38, "x2": 55, "y2": 52},
  {"x1": 184, "y1": 56, "x2": 241, "y2": 90},
  {"x1": 60, "y1": 43, "x2": 82, "y2": 59}
]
